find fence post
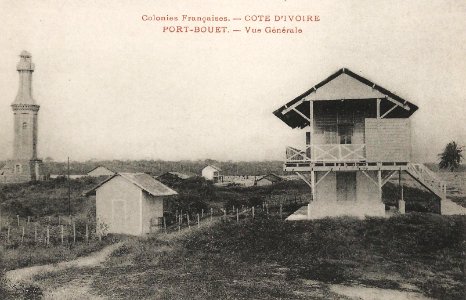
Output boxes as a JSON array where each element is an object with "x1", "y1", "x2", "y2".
[
  {"x1": 73, "y1": 222, "x2": 76, "y2": 244},
  {"x1": 58, "y1": 215, "x2": 61, "y2": 226},
  {"x1": 7, "y1": 225, "x2": 10, "y2": 243},
  {"x1": 17, "y1": 215, "x2": 20, "y2": 227},
  {"x1": 197, "y1": 214, "x2": 200, "y2": 228},
  {"x1": 236, "y1": 208, "x2": 239, "y2": 223},
  {"x1": 34, "y1": 223, "x2": 37, "y2": 243},
  {"x1": 60, "y1": 225, "x2": 64, "y2": 244},
  {"x1": 201, "y1": 209, "x2": 204, "y2": 218},
  {"x1": 27, "y1": 216, "x2": 30, "y2": 226},
  {"x1": 280, "y1": 204, "x2": 283, "y2": 220},
  {"x1": 46, "y1": 226, "x2": 50, "y2": 246},
  {"x1": 252, "y1": 206, "x2": 255, "y2": 219},
  {"x1": 85, "y1": 223, "x2": 89, "y2": 243},
  {"x1": 21, "y1": 226, "x2": 24, "y2": 243},
  {"x1": 187, "y1": 214, "x2": 191, "y2": 229},
  {"x1": 266, "y1": 203, "x2": 269, "y2": 218},
  {"x1": 163, "y1": 217, "x2": 167, "y2": 234},
  {"x1": 210, "y1": 208, "x2": 213, "y2": 222},
  {"x1": 223, "y1": 209, "x2": 227, "y2": 220}
]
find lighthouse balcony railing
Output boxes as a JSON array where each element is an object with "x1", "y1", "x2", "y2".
[{"x1": 285, "y1": 144, "x2": 366, "y2": 163}]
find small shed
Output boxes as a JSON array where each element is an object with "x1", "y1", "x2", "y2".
[
  {"x1": 87, "y1": 166, "x2": 115, "y2": 177},
  {"x1": 201, "y1": 165, "x2": 223, "y2": 183},
  {"x1": 85, "y1": 173, "x2": 177, "y2": 236},
  {"x1": 255, "y1": 174, "x2": 283, "y2": 186}
]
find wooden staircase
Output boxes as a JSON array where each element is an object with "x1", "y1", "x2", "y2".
[{"x1": 406, "y1": 163, "x2": 447, "y2": 199}]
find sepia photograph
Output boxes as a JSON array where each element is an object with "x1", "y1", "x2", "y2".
[{"x1": 0, "y1": 0, "x2": 465, "y2": 299}]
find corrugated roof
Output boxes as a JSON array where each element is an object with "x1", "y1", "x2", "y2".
[
  {"x1": 84, "y1": 173, "x2": 177, "y2": 197},
  {"x1": 273, "y1": 68, "x2": 419, "y2": 129}
]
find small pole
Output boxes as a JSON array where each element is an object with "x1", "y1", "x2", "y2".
[
  {"x1": 58, "y1": 215, "x2": 61, "y2": 226},
  {"x1": 224, "y1": 209, "x2": 227, "y2": 220},
  {"x1": 252, "y1": 206, "x2": 255, "y2": 219},
  {"x1": 210, "y1": 208, "x2": 213, "y2": 221},
  {"x1": 201, "y1": 209, "x2": 204, "y2": 218},
  {"x1": 21, "y1": 226, "x2": 24, "y2": 243},
  {"x1": 163, "y1": 217, "x2": 167, "y2": 234},
  {"x1": 266, "y1": 203, "x2": 269, "y2": 217},
  {"x1": 85, "y1": 223, "x2": 89, "y2": 243},
  {"x1": 46, "y1": 225, "x2": 50, "y2": 246},
  {"x1": 17, "y1": 215, "x2": 20, "y2": 227},
  {"x1": 280, "y1": 204, "x2": 283, "y2": 220},
  {"x1": 34, "y1": 223, "x2": 37, "y2": 243},
  {"x1": 48, "y1": 216, "x2": 51, "y2": 223},
  {"x1": 27, "y1": 216, "x2": 30, "y2": 226},
  {"x1": 73, "y1": 221, "x2": 76, "y2": 244},
  {"x1": 187, "y1": 214, "x2": 191, "y2": 229},
  {"x1": 61, "y1": 225, "x2": 64, "y2": 245},
  {"x1": 7, "y1": 225, "x2": 10, "y2": 243},
  {"x1": 236, "y1": 208, "x2": 239, "y2": 223},
  {"x1": 68, "y1": 157, "x2": 71, "y2": 216},
  {"x1": 197, "y1": 214, "x2": 200, "y2": 228}
]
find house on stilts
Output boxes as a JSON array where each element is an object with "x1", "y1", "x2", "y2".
[{"x1": 274, "y1": 68, "x2": 446, "y2": 219}]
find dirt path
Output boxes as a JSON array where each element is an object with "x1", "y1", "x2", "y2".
[{"x1": 5, "y1": 242, "x2": 123, "y2": 299}]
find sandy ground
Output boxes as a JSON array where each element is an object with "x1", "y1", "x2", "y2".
[{"x1": 5, "y1": 242, "x2": 123, "y2": 299}]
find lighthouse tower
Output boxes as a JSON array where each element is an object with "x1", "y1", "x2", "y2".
[{"x1": 0, "y1": 51, "x2": 44, "y2": 183}]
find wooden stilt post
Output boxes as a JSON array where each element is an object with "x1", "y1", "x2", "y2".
[
  {"x1": 187, "y1": 214, "x2": 190, "y2": 229},
  {"x1": 17, "y1": 215, "x2": 20, "y2": 227},
  {"x1": 46, "y1": 225, "x2": 50, "y2": 246},
  {"x1": 21, "y1": 226, "x2": 24, "y2": 243},
  {"x1": 236, "y1": 208, "x2": 239, "y2": 223},
  {"x1": 7, "y1": 225, "x2": 10, "y2": 243},
  {"x1": 280, "y1": 204, "x2": 283, "y2": 220},
  {"x1": 210, "y1": 208, "x2": 213, "y2": 222},
  {"x1": 201, "y1": 209, "x2": 204, "y2": 218},
  {"x1": 61, "y1": 225, "x2": 64, "y2": 245},
  {"x1": 163, "y1": 217, "x2": 167, "y2": 234},
  {"x1": 252, "y1": 206, "x2": 255, "y2": 219}
]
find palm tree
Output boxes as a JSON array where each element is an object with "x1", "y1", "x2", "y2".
[{"x1": 438, "y1": 141, "x2": 464, "y2": 171}]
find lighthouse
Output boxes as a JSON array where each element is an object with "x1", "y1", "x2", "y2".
[{"x1": 0, "y1": 51, "x2": 44, "y2": 183}]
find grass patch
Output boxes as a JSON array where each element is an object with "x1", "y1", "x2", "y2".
[{"x1": 80, "y1": 214, "x2": 465, "y2": 299}]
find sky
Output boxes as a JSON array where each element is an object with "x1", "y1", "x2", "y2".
[{"x1": 0, "y1": 0, "x2": 465, "y2": 162}]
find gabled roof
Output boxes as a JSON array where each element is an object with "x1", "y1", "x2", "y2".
[
  {"x1": 273, "y1": 68, "x2": 419, "y2": 129},
  {"x1": 86, "y1": 165, "x2": 115, "y2": 175},
  {"x1": 257, "y1": 173, "x2": 283, "y2": 183},
  {"x1": 203, "y1": 165, "x2": 221, "y2": 172},
  {"x1": 85, "y1": 173, "x2": 177, "y2": 197}
]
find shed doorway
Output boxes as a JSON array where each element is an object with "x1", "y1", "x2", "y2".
[{"x1": 336, "y1": 172, "x2": 356, "y2": 202}]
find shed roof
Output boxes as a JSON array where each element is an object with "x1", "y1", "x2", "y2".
[
  {"x1": 257, "y1": 173, "x2": 283, "y2": 183},
  {"x1": 273, "y1": 68, "x2": 419, "y2": 129},
  {"x1": 85, "y1": 173, "x2": 177, "y2": 197},
  {"x1": 86, "y1": 165, "x2": 114, "y2": 175}
]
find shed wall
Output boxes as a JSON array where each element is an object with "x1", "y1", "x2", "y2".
[
  {"x1": 141, "y1": 192, "x2": 164, "y2": 234},
  {"x1": 96, "y1": 176, "x2": 142, "y2": 235}
]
